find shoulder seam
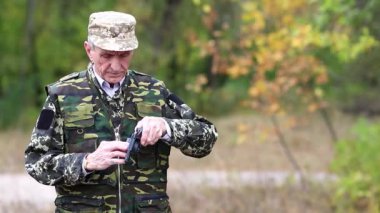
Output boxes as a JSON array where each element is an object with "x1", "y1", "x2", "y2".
[
  {"x1": 131, "y1": 70, "x2": 149, "y2": 76},
  {"x1": 45, "y1": 71, "x2": 87, "y2": 95},
  {"x1": 59, "y1": 72, "x2": 78, "y2": 82}
]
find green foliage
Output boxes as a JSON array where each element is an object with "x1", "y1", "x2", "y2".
[
  {"x1": 330, "y1": 46, "x2": 380, "y2": 115},
  {"x1": 332, "y1": 119, "x2": 380, "y2": 212},
  {"x1": 317, "y1": 0, "x2": 380, "y2": 115},
  {"x1": 1, "y1": 0, "x2": 380, "y2": 128},
  {"x1": 186, "y1": 76, "x2": 251, "y2": 116},
  {"x1": 0, "y1": 0, "x2": 27, "y2": 128}
]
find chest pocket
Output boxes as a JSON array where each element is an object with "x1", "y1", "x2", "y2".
[
  {"x1": 60, "y1": 97, "x2": 98, "y2": 153},
  {"x1": 134, "y1": 91, "x2": 165, "y2": 169}
]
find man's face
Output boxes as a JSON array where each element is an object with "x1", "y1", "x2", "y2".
[{"x1": 84, "y1": 41, "x2": 133, "y2": 84}]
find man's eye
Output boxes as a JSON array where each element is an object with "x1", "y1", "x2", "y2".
[
  {"x1": 120, "y1": 53, "x2": 130, "y2": 58},
  {"x1": 102, "y1": 54, "x2": 112, "y2": 59}
]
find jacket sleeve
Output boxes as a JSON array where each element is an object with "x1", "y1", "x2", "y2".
[
  {"x1": 24, "y1": 94, "x2": 87, "y2": 186},
  {"x1": 161, "y1": 89, "x2": 218, "y2": 158}
]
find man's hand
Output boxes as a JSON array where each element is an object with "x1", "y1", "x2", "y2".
[
  {"x1": 85, "y1": 141, "x2": 128, "y2": 171},
  {"x1": 135, "y1": 116, "x2": 167, "y2": 146}
]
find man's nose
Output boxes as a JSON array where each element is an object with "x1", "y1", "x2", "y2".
[{"x1": 110, "y1": 58, "x2": 123, "y2": 71}]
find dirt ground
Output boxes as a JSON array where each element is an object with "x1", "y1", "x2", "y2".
[{"x1": 169, "y1": 111, "x2": 355, "y2": 173}]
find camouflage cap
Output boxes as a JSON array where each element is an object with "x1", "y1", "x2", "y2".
[{"x1": 88, "y1": 11, "x2": 138, "y2": 51}]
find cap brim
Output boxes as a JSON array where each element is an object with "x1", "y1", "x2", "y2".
[{"x1": 90, "y1": 36, "x2": 138, "y2": 51}]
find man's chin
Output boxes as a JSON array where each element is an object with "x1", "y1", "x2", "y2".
[{"x1": 106, "y1": 77, "x2": 123, "y2": 84}]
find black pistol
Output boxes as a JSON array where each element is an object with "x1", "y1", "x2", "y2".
[{"x1": 125, "y1": 128, "x2": 142, "y2": 163}]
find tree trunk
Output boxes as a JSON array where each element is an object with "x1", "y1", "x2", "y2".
[
  {"x1": 21, "y1": 0, "x2": 36, "y2": 105},
  {"x1": 270, "y1": 115, "x2": 306, "y2": 187}
]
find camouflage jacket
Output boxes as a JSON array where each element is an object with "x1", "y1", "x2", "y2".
[{"x1": 25, "y1": 67, "x2": 218, "y2": 212}]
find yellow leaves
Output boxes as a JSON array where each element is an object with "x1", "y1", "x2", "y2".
[
  {"x1": 267, "y1": 29, "x2": 289, "y2": 51},
  {"x1": 291, "y1": 37, "x2": 305, "y2": 49},
  {"x1": 242, "y1": 1, "x2": 258, "y2": 12},
  {"x1": 314, "y1": 28, "x2": 379, "y2": 61},
  {"x1": 202, "y1": 4, "x2": 211, "y2": 13},
  {"x1": 191, "y1": 0, "x2": 211, "y2": 13},
  {"x1": 262, "y1": 0, "x2": 307, "y2": 25},
  {"x1": 226, "y1": 55, "x2": 253, "y2": 78},
  {"x1": 314, "y1": 88, "x2": 324, "y2": 98},
  {"x1": 242, "y1": 2, "x2": 265, "y2": 32},
  {"x1": 192, "y1": 0, "x2": 201, "y2": 6},
  {"x1": 312, "y1": 28, "x2": 378, "y2": 62},
  {"x1": 196, "y1": 74, "x2": 208, "y2": 86},
  {"x1": 298, "y1": 24, "x2": 312, "y2": 35},
  {"x1": 315, "y1": 67, "x2": 328, "y2": 84},
  {"x1": 251, "y1": 11, "x2": 266, "y2": 32},
  {"x1": 193, "y1": 0, "x2": 377, "y2": 117},
  {"x1": 239, "y1": 39, "x2": 253, "y2": 49},
  {"x1": 255, "y1": 49, "x2": 278, "y2": 74},
  {"x1": 283, "y1": 0, "x2": 307, "y2": 13},
  {"x1": 185, "y1": 74, "x2": 208, "y2": 93},
  {"x1": 248, "y1": 79, "x2": 284, "y2": 114},
  {"x1": 282, "y1": 15, "x2": 294, "y2": 26},
  {"x1": 249, "y1": 80, "x2": 266, "y2": 97},
  {"x1": 350, "y1": 28, "x2": 378, "y2": 60},
  {"x1": 307, "y1": 100, "x2": 327, "y2": 112},
  {"x1": 290, "y1": 24, "x2": 312, "y2": 49},
  {"x1": 249, "y1": 86, "x2": 260, "y2": 98},
  {"x1": 247, "y1": 53, "x2": 328, "y2": 114},
  {"x1": 227, "y1": 65, "x2": 248, "y2": 79},
  {"x1": 269, "y1": 103, "x2": 280, "y2": 113}
]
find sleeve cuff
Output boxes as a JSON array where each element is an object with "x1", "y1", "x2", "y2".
[
  {"x1": 161, "y1": 119, "x2": 172, "y2": 141},
  {"x1": 82, "y1": 154, "x2": 93, "y2": 176}
]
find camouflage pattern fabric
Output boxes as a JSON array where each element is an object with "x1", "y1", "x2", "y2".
[
  {"x1": 25, "y1": 65, "x2": 218, "y2": 212},
  {"x1": 88, "y1": 11, "x2": 138, "y2": 51}
]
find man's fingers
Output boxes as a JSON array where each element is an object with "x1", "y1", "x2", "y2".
[
  {"x1": 110, "y1": 158, "x2": 125, "y2": 165},
  {"x1": 142, "y1": 126, "x2": 156, "y2": 146},
  {"x1": 136, "y1": 116, "x2": 167, "y2": 146},
  {"x1": 99, "y1": 141, "x2": 128, "y2": 152},
  {"x1": 112, "y1": 142, "x2": 128, "y2": 152},
  {"x1": 140, "y1": 130, "x2": 147, "y2": 146},
  {"x1": 111, "y1": 151, "x2": 127, "y2": 159},
  {"x1": 147, "y1": 126, "x2": 161, "y2": 145}
]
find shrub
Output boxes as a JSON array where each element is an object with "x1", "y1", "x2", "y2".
[{"x1": 332, "y1": 118, "x2": 380, "y2": 212}]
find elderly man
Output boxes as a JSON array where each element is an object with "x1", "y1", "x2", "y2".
[{"x1": 25, "y1": 11, "x2": 217, "y2": 212}]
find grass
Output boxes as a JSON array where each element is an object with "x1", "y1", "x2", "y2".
[
  {"x1": 0, "y1": 111, "x2": 357, "y2": 212},
  {"x1": 0, "y1": 129, "x2": 31, "y2": 173}
]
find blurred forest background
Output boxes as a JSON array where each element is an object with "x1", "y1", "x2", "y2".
[{"x1": 1, "y1": 0, "x2": 380, "y2": 212}]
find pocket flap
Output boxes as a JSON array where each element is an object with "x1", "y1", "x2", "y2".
[
  {"x1": 63, "y1": 104, "x2": 94, "y2": 128},
  {"x1": 136, "y1": 102, "x2": 162, "y2": 117},
  {"x1": 59, "y1": 95, "x2": 94, "y2": 127},
  {"x1": 65, "y1": 117, "x2": 94, "y2": 128},
  {"x1": 55, "y1": 195, "x2": 104, "y2": 211},
  {"x1": 136, "y1": 194, "x2": 169, "y2": 211}
]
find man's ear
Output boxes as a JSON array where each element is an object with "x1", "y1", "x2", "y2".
[{"x1": 84, "y1": 41, "x2": 92, "y2": 60}]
